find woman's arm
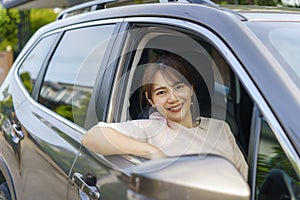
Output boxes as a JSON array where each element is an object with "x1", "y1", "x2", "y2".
[{"x1": 82, "y1": 125, "x2": 166, "y2": 160}]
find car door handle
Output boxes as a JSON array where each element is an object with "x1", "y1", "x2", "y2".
[
  {"x1": 73, "y1": 172, "x2": 101, "y2": 200},
  {"x1": 11, "y1": 124, "x2": 24, "y2": 144}
]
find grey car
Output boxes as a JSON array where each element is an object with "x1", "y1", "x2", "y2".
[{"x1": 0, "y1": 0, "x2": 300, "y2": 199}]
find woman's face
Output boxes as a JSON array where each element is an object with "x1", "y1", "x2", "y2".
[{"x1": 147, "y1": 69, "x2": 194, "y2": 127}]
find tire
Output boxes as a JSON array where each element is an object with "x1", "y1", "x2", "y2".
[{"x1": 0, "y1": 182, "x2": 12, "y2": 200}]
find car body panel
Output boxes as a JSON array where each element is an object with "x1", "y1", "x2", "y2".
[{"x1": 0, "y1": 69, "x2": 79, "y2": 199}]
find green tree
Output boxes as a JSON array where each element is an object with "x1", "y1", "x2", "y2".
[
  {"x1": 256, "y1": 0, "x2": 276, "y2": 6},
  {"x1": 0, "y1": 6, "x2": 58, "y2": 52},
  {"x1": 0, "y1": 6, "x2": 19, "y2": 51},
  {"x1": 30, "y1": 8, "x2": 58, "y2": 34}
]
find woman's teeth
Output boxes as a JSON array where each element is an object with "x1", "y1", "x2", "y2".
[{"x1": 169, "y1": 104, "x2": 182, "y2": 111}]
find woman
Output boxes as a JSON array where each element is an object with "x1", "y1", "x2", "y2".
[{"x1": 82, "y1": 54, "x2": 248, "y2": 179}]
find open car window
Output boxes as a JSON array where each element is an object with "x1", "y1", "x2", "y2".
[
  {"x1": 117, "y1": 25, "x2": 247, "y2": 141},
  {"x1": 120, "y1": 27, "x2": 227, "y2": 122},
  {"x1": 106, "y1": 23, "x2": 253, "y2": 173}
]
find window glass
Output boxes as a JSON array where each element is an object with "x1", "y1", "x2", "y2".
[
  {"x1": 256, "y1": 118, "x2": 300, "y2": 199},
  {"x1": 248, "y1": 23, "x2": 300, "y2": 88},
  {"x1": 39, "y1": 24, "x2": 115, "y2": 127},
  {"x1": 18, "y1": 34, "x2": 57, "y2": 94}
]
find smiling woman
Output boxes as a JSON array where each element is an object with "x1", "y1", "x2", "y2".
[
  {"x1": 142, "y1": 54, "x2": 195, "y2": 128},
  {"x1": 82, "y1": 53, "x2": 248, "y2": 179}
]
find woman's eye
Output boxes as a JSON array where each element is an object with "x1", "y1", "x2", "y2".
[
  {"x1": 175, "y1": 83, "x2": 185, "y2": 90},
  {"x1": 155, "y1": 90, "x2": 166, "y2": 96}
]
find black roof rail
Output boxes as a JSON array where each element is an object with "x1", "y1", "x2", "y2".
[
  {"x1": 160, "y1": 0, "x2": 218, "y2": 7},
  {"x1": 57, "y1": 0, "x2": 117, "y2": 20}
]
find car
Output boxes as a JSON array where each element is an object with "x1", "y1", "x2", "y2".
[{"x1": 0, "y1": 0, "x2": 300, "y2": 199}]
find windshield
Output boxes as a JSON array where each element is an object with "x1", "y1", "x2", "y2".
[{"x1": 247, "y1": 22, "x2": 300, "y2": 87}]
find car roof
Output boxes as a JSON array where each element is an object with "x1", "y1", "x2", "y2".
[
  {"x1": 63, "y1": 3, "x2": 300, "y2": 20},
  {"x1": 224, "y1": 5, "x2": 300, "y2": 21},
  {"x1": 47, "y1": 3, "x2": 300, "y2": 32}
]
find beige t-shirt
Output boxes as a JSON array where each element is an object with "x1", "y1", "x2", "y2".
[{"x1": 97, "y1": 112, "x2": 248, "y2": 179}]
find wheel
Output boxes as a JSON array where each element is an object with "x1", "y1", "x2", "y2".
[{"x1": 0, "y1": 182, "x2": 12, "y2": 200}]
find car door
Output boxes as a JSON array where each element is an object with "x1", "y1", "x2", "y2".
[
  {"x1": 71, "y1": 14, "x2": 298, "y2": 199},
  {"x1": 66, "y1": 21, "x2": 132, "y2": 200},
  {"x1": 69, "y1": 13, "x2": 300, "y2": 200},
  {"x1": 64, "y1": 20, "x2": 132, "y2": 199},
  {"x1": 1, "y1": 20, "x2": 122, "y2": 199},
  {"x1": 0, "y1": 32, "x2": 62, "y2": 199},
  {"x1": 70, "y1": 17, "x2": 253, "y2": 200}
]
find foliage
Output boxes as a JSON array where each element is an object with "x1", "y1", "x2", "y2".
[
  {"x1": 0, "y1": 6, "x2": 19, "y2": 51},
  {"x1": 215, "y1": 0, "x2": 277, "y2": 5},
  {"x1": 30, "y1": 9, "x2": 58, "y2": 34},
  {"x1": 55, "y1": 104, "x2": 74, "y2": 122},
  {"x1": 0, "y1": 6, "x2": 57, "y2": 52},
  {"x1": 55, "y1": 92, "x2": 92, "y2": 127},
  {"x1": 256, "y1": 0, "x2": 276, "y2": 6},
  {"x1": 19, "y1": 72, "x2": 33, "y2": 93},
  {"x1": 256, "y1": 146, "x2": 300, "y2": 197}
]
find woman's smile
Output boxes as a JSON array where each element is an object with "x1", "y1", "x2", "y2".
[
  {"x1": 149, "y1": 69, "x2": 194, "y2": 127},
  {"x1": 168, "y1": 104, "x2": 182, "y2": 112}
]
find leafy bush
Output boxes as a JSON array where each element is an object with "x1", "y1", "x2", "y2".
[
  {"x1": 0, "y1": 6, "x2": 19, "y2": 51},
  {"x1": 0, "y1": 6, "x2": 58, "y2": 52}
]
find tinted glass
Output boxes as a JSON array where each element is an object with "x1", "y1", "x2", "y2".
[
  {"x1": 248, "y1": 23, "x2": 300, "y2": 88},
  {"x1": 256, "y1": 118, "x2": 300, "y2": 199},
  {"x1": 39, "y1": 24, "x2": 115, "y2": 127},
  {"x1": 18, "y1": 34, "x2": 57, "y2": 94}
]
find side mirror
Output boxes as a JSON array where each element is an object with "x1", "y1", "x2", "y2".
[{"x1": 127, "y1": 155, "x2": 250, "y2": 200}]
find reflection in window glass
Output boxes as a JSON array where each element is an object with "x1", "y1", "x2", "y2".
[
  {"x1": 256, "y1": 118, "x2": 300, "y2": 199},
  {"x1": 39, "y1": 25, "x2": 115, "y2": 127},
  {"x1": 247, "y1": 23, "x2": 300, "y2": 89},
  {"x1": 269, "y1": 28, "x2": 300, "y2": 79},
  {"x1": 18, "y1": 34, "x2": 57, "y2": 94}
]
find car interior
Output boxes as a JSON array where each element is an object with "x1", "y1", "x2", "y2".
[{"x1": 104, "y1": 25, "x2": 253, "y2": 173}]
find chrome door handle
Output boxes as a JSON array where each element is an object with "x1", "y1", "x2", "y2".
[
  {"x1": 11, "y1": 124, "x2": 24, "y2": 143},
  {"x1": 73, "y1": 172, "x2": 101, "y2": 200}
]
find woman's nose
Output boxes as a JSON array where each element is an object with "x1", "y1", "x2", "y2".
[{"x1": 168, "y1": 90, "x2": 178, "y2": 102}]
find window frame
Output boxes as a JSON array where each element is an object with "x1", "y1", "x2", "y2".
[
  {"x1": 37, "y1": 24, "x2": 117, "y2": 127},
  {"x1": 106, "y1": 16, "x2": 300, "y2": 192},
  {"x1": 16, "y1": 31, "x2": 61, "y2": 99},
  {"x1": 14, "y1": 18, "x2": 124, "y2": 132}
]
